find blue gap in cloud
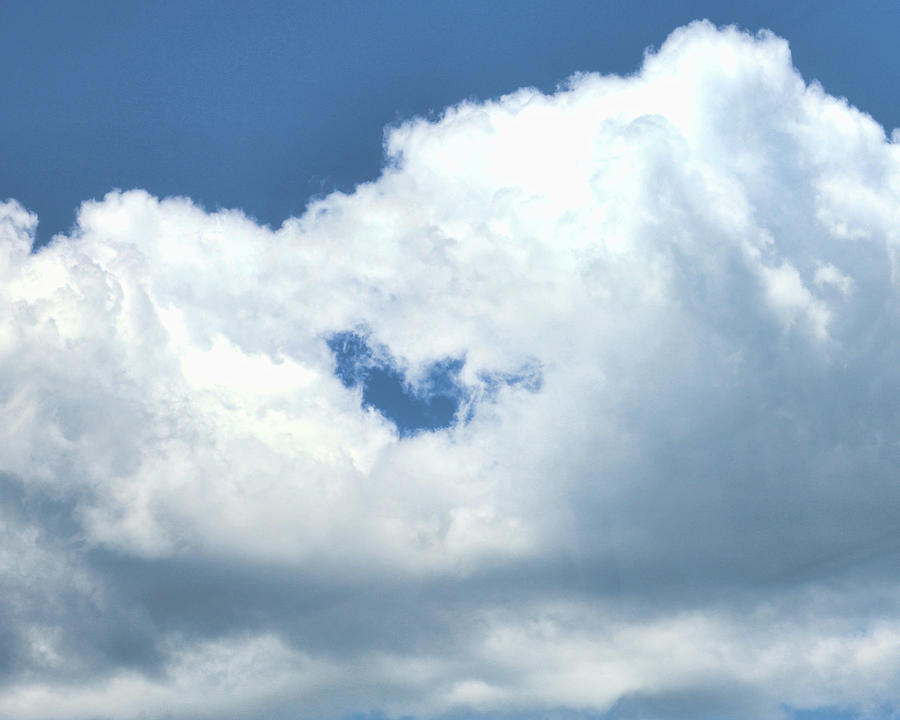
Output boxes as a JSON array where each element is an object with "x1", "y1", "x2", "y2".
[
  {"x1": 327, "y1": 331, "x2": 468, "y2": 437},
  {"x1": 788, "y1": 707, "x2": 874, "y2": 720},
  {"x1": 478, "y1": 365, "x2": 543, "y2": 398}
]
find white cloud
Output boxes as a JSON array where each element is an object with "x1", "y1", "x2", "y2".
[
  {"x1": 2, "y1": 19, "x2": 900, "y2": 720},
  {"x1": 0, "y1": 634, "x2": 335, "y2": 720}
]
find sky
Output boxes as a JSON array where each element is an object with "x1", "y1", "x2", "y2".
[
  {"x1": 2, "y1": 1, "x2": 899, "y2": 247},
  {"x1": 2, "y1": 2, "x2": 900, "y2": 720}
]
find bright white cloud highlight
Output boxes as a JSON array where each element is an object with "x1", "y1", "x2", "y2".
[{"x1": 2, "y1": 20, "x2": 900, "y2": 720}]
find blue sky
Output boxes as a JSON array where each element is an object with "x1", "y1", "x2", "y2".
[
  {"x1": 3, "y1": 3, "x2": 900, "y2": 720},
  {"x1": 2, "y1": 0, "x2": 898, "y2": 247}
]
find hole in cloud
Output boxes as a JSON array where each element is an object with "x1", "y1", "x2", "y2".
[
  {"x1": 327, "y1": 331, "x2": 469, "y2": 437},
  {"x1": 479, "y1": 365, "x2": 544, "y2": 397},
  {"x1": 327, "y1": 332, "x2": 543, "y2": 436}
]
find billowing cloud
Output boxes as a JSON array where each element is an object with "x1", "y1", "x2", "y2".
[{"x1": 2, "y1": 20, "x2": 900, "y2": 720}]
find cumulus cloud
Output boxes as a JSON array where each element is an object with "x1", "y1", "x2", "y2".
[{"x1": 2, "y1": 19, "x2": 900, "y2": 720}]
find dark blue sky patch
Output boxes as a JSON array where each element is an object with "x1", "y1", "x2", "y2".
[
  {"x1": 329, "y1": 331, "x2": 378, "y2": 389},
  {"x1": 327, "y1": 331, "x2": 544, "y2": 435},
  {"x1": 787, "y1": 707, "x2": 872, "y2": 720},
  {"x1": 327, "y1": 331, "x2": 468, "y2": 437}
]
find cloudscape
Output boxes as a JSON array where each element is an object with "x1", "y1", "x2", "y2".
[{"x1": 3, "y1": 18, "x2": 900, "y2": 720}]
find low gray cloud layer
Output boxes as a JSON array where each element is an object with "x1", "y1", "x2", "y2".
[{"x1": 2, "y1": 21, "x2": 900, "y2": 720}]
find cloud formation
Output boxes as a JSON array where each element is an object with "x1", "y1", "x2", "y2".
[{"x1": 2, "y1": 20, "x2": 900, "y2": 720}]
